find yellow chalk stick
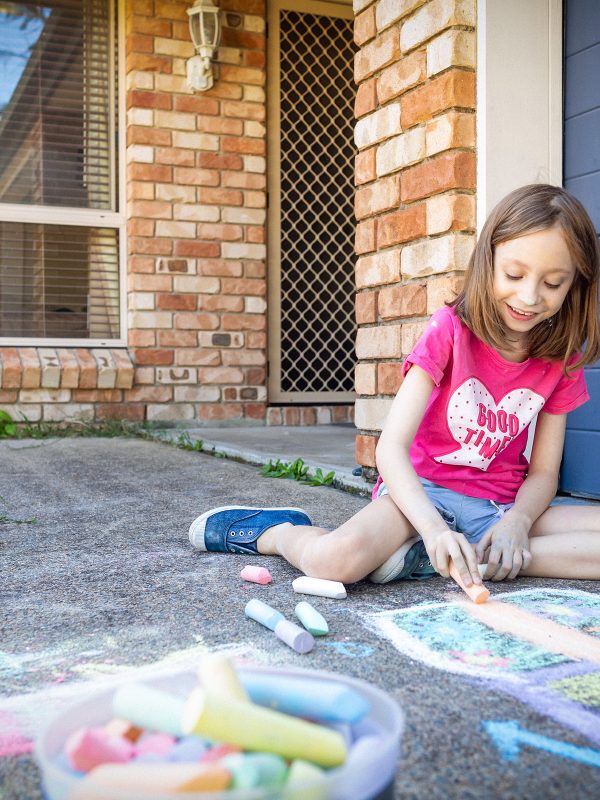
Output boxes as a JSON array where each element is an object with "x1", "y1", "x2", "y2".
[
  {"x1": 196, "y1": 653, "x2": 248, "y2": 702},
  {"x1": 181, "y1": 688, "x2": 347, "y2": 767}
]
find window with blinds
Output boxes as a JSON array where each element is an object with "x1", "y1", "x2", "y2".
[{"x1": 0, "y1": 0, "x2": 122, "y2": 343}]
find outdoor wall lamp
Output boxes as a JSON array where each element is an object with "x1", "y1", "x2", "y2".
[{"x1": 186, "y1": 0, "x2": 222, "y2": 92}]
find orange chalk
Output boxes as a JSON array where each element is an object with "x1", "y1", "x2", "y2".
[{"x1": 448, "y1": 561, "x2": 490, "y2": 604}]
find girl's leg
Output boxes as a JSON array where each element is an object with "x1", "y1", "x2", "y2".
[
  {"x1": 257, "y1": 495, "x2": 417, "y2": 583},
  {"x1": 521, "y1": 505, "x2": 600, "y2": 579}
]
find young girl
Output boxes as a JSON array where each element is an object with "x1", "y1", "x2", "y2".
[{"x1": 189, "y1": 184, "x2": 600, "y2": 590}]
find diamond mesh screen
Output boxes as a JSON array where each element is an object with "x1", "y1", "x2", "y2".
[{"x1": 279, "y1": 9, "x2": 356, "y2": 395}]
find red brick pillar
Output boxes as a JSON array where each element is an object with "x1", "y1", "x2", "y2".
[{"x1": 353, "y1": 0, "x2": 477, "y2": 477}]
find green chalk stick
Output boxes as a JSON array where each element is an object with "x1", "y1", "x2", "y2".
[
  {"x1": 294, "y1": 601, "x2": 329, "y2": 636},
  {"x1": 221, "y1": 753, "x2": 287, "y2": 789},
  {"x1": 283, "y1": 759, "x2": 328, "y2": 800}
]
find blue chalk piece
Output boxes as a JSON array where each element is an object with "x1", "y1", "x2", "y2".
[
  {"x1": 240, "y1": 672, "x2": 370, "y2": 724},
  {"x1": 245, "y1": 598, "x2": 285, "y2": 631},
  {"x1": 168, "y1": 736, "x2": 209, "y2": 762}
]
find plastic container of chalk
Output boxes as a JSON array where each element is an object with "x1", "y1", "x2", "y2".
[{"x1": 35, "y1": 664, "x2": 403, "y2": 800}]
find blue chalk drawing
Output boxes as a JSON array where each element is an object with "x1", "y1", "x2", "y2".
[
  {"x1": 369, "y1": 589, "x2": 600, "y2": 747},
  {"x1": 484, "y1": 720, "x2": 600, "y2": 768},
  {"x1": 322, "y1": 641, "x2": 375, "y2": 658}
]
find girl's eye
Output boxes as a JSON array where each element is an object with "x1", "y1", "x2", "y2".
[
  {"x1": 545, "y1": 282, "x2": 562, "y2": 290},
  {"x1": 505, "y1": 274, "x2": 521, "y2": 281}
]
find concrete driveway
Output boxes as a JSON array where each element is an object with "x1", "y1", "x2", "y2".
[{"x1": 1, "y1": 436, "x2": 599, "y2": 799}]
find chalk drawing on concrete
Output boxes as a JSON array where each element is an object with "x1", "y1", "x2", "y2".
[
  {"x1": 484, "y1": 720, "x2": 600, "y2": 767},
  {"x1": 368, "y1": 589, "x2": 600, "y2": 747},
  {"x1": 0, "y1": 639, "x2": 263, "y2": 756}
]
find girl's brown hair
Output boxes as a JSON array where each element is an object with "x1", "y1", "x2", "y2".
[{"x1": 452, "y1": 184, "x2": 600, "y2": 373}]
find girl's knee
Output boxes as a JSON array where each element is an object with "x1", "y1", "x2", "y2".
[{"x1": 301, "y1": 537, "x2": 370, "y2": 583}]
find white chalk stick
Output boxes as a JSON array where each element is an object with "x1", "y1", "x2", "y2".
[
  {"x1": 292, "y1": 576, "x2": 346, "y2": 599},
  {"x1": 478, "y1": 563, "x2": 488, "y2": 579}
]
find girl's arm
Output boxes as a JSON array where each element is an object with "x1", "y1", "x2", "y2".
[
  {"x1": 475, "y1": 411, "x2": 566, "y2": 580},
  {"x1": 376, "y1": 364, "x2": 483, "y2": 587}
]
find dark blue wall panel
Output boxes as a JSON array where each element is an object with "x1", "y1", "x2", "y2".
[{"x1": 561, "y1": 0, "x2": 600, "y2": 497}]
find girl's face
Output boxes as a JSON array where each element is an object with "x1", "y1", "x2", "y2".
[{"x1": 493, "y1": 225, "x2": 575, "y2": 344}]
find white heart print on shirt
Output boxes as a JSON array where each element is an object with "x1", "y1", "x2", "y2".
[{"x1": 435, "y1": 378, "x2": 545, "y2": 470}]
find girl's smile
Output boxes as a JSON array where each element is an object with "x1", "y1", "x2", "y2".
[{"x1": 493, "y1": 225, "x2": 576, "y2": 344}]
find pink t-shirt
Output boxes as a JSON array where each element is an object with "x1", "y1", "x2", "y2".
[{"x1": 380, "y1": 305, "x2": 589, "y2": 504}]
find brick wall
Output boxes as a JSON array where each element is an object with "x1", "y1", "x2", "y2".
[
  {"x1": 352, "y1": 0, "x2": 477, "y2": 475},
  {"x1": 0, "y1": 0, "x2": 270, "y2": 427},
  {"x1": 0, "y1": 0, "x2": 475, "y2": 437},
  {"x1": 125, "y1": 0, "x2": 268, "y2": 424}
]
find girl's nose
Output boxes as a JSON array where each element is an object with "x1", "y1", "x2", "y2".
[{"x1": 517, "y1": 283, "x2": 540, "y2": 306}]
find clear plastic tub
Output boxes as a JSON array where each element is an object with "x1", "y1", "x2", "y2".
[{"x1": 35, "y1": 664, "x2": 403, "y2": 800}]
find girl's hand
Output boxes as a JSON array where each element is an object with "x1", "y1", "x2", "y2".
[
  {"x1": 424, "y1": 530, "x2": 483, "y2": 587},
  {"x1": 475, "y1": 515, "x2": 532, "y2": 581}
]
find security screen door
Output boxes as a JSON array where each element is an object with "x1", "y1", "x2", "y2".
[{"x1": 267, "y1": 0, "x2": 356, "y2": 403}]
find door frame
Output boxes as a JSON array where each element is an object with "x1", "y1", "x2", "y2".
[{"x1": 266, "y1": 0, "x2": 355, "y2": 404}]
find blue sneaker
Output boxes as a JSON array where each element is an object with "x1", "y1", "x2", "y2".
[
  {"x1": 367, "y1": 537, "x2": 437, "y2": 583},
  {"x1": 189, "y1": 506, "x2": 312, "y2": 554}
]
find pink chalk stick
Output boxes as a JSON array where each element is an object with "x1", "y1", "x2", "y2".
[
  {"x1": 135, "y1": 733, "x2": 176, "y2": 758},
  {"x1": 66, "y1": 727, "x2": 135, "y2": 773},
  {"x1": 240, "y1": 565, "x2": 272, "y2": 585}
]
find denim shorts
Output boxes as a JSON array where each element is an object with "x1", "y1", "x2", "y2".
[{"x1": 373, "y1": 477, "x2": 515, "y2": 580}]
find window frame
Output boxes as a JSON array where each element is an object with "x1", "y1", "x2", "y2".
[{"x1": 0, "y1": 0, "x2": 127, "y2": 348}]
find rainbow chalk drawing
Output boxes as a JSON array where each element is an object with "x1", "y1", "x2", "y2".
[
  {"x1": 369, "y1": 588, "x2": 600, "y2": 748},
  {"x1": 240, "y1": 565, "x2": 272, "y2": 585},
  {"x1": 0, "y1": 711, "x2": 34, "y2": 757},
  {"x1": 0, "y1": 641, "x2": 260, "y2": 764}
]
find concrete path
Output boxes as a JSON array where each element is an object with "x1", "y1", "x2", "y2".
[
  {"x1": 1, "y1": 435, "x2": 600, "y2": 799},
  {"x1": 150, "y1": 423, "x2": 367, "y2": 493}
]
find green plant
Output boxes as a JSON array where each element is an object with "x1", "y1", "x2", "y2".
[
  {"x1": 10, "y1": 415, "x2": 142, "y2": 439},
  {"x1": 175, "y1": 432, "x2": 203, "y2": 451},
  {"x1": 303, "y1": 466, "x2": 335, "y2": 487},
  {"x1": 260, "y1": 458, "x2": 335, "y2": 487},
  {"x1": 0, "y1": 410, "x2": 16, "y2": 437}
]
